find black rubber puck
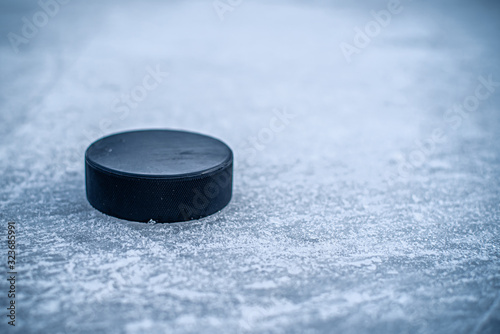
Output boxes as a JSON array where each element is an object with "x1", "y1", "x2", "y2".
[{"x1": 85, "y1": 129, "x2": 233, "y2": 223}]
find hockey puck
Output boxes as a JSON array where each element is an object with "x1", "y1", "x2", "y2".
[{"x1": 85, "y1": 129, "x2": 233, "y2": 223}]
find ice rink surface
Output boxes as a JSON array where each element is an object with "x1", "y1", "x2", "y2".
[{"x1": 0, "y1": 0, "x2": 499, "y2": 333}]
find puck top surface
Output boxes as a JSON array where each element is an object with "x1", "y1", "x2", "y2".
[{"x1": 85, "y1": 129, "x2": 232, "y2": 178}]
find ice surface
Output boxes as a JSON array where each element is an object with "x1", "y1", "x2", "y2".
[{"x1": 0, "y1": 0, "x2": 499, "y2": 333}]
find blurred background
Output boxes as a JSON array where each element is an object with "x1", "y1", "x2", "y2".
[{"x1": 0, "y1": 0, "x2": 499, "y2": 333}]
